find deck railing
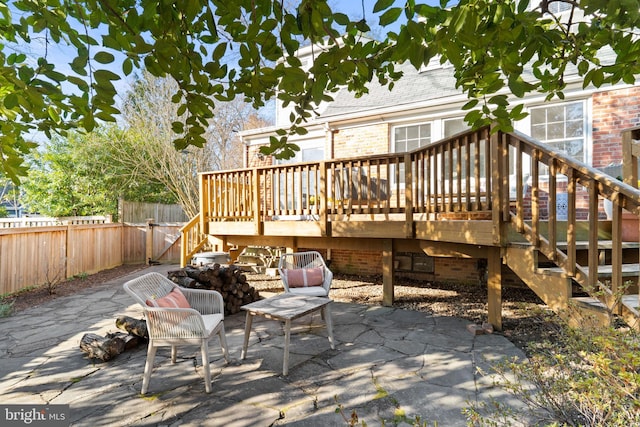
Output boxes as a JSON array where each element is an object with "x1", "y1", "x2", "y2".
[
  {"x1": 198, "y1": 127, "x2": 494, "y2": 224},
  {"x1": 191, "y1": 126, "x2": 640, "y2": 303}
]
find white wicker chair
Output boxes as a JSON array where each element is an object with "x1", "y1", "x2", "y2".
[
  {"x1": 278, "y1": 251, "x2": 333, "y2": 297},
  {"x1": 123, "y1": 272, "x2": 229, "y2": 394}
]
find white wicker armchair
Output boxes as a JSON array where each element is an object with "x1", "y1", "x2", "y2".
[
  {"x1": 123, "y1": 272, "x2": 229, "y2": 394},
  {"x1": 278, "y1": 251, "x2": 333, "y2": 297}
]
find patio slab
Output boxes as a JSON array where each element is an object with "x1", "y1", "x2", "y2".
[{"x1": 0, "y1": 264, "x2": 529, "y2": 426}]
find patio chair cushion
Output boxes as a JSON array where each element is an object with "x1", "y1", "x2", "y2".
[
  {"x1": 286, "y1": 267, "x2": 324, "y2": 288},
  {"x1": 146, "y1": 287, "x2": 191, "y2": 309}
]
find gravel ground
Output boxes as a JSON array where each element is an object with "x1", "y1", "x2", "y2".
[
  {"x1": 2, "y1": 263, "x2": 561, "y2": 357},
  {"x1": 245, "y1": 270, "x2": 562, "y2": 356}
]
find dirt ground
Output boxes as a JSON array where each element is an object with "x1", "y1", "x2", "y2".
[{"x1": 1, "y1": 263, "x2": 561, "y2": 356}]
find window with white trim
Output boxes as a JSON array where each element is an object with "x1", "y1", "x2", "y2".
[
  {"x1": 530, "y1": 101, "x2": 586, "y2": 163},
  {"x1": 443, "y1": 118, "x2": 469, "y2": 138},
  {"x1": 275, "y1": 141, "x2": 324, "y2": 211},
  {"x1": 529, "y1": 0, "x2": 571, "y2": 13},
  {"x1": 547, "y1": 1, "x2": 571, "y2": 14},
  {"x1": 393, "y1": 123, "x2": 432, "y2": 152}
]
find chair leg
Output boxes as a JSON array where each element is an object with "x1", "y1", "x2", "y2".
[
  {"x1": 218, "y1": 323, "x2": 229, "y2": 363},
  {"x1": 141, "y1": 344, "x2": 157, "y2": 395},
  {"x1": 171, "y1": 345, "x2": 177, "y2": 363},
  {"x1": 201, "y1": 341, "x2": 212, "y2": 393}
]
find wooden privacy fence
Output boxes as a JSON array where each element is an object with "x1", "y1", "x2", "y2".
[
  {"x1": 0, "y1": 221, "x2": 184, "y2": 296},
  {"x1": 119, "y1": 200, "x2": 189, "y2": 223}
]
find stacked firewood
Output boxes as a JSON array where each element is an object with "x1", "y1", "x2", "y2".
[{"x1": 168, "y1": 264, "x2": 260, "y2": 315}]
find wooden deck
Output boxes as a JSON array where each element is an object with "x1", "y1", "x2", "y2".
[{"x1": 183, "y1": 125, "x2": 640, "y2": 331}]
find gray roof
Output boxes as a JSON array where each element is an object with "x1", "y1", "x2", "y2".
[
  {"x1": 319, "y1": 47, "x2": 619, "y2": 120},
  {"x1": 320, "y1": 61, "x2": 460, "y2": 118}
]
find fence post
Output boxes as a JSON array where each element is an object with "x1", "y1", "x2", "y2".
[
  {"x1": 66, "y1": 223, "x2": 71, "y2": 279},
  {"x1": 146, "y1": 218, "x2": 155, "y2": 264}
]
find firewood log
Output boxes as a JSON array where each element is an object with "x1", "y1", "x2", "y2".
[
  {"x1": 115, "y1": 316, "x2": 148, "y2": 338},
  {"x1": 80, "y1": 333, "x2": 125, "y2": 361},
  {"x1": 107, "y1": 331, "x2": 143, "y2": 350}
]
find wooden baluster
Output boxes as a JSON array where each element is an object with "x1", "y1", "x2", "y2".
[
  {"x1": 464, "y1": 134, "x2": 471, "y2": 212},
  {"x1": 566, "y1": 169, "x2": 577, "y2": 276},
  {"x1": 515, "y1": 139, "x2": 524, "y2": 233},
  {"x1": 531, "y1": 149, "x2": 540, "y2": 247},
  {"x1": 548, "y1": 158, "x2": 558, "y2": 261},
  {"x1": 588, "y1": 182, "x2": 599, "y2": 291}
]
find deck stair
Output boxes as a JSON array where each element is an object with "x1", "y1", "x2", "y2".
[{"x1": 506, "y1": 238, "x2": 640, "y2": 329}]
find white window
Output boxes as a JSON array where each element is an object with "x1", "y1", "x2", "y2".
[
  {"x1": 276, "y1": 142, "x2": 324, "y2": 164},
  {"x1": 275, "y1": 141, "x2": 324, "y2": 211},
  {"x1": 391, "y1": 120, "x2": 473, "y2": 186},
  {"x1": 548, "y1": 1, "x2": 571, "y2": 14},
  {"x1": 530, "y1": 101, "x2": 586, "y2": 163},
  {"x1": 529, "y1": 0, "x2": 571, "y2": 14},
  {"x1": 443, "y1": 118, "x2": 469, "y2": 138},
  {"x1": 393, "y1": 123, "x2": 432, "y2": 152}
]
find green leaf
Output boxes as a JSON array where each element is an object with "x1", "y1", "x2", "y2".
[
  {"x1": 171, "y1": 121, "x2": 184, "y2": 133},
  {"x1": 213, "y1": 43, "x2": 227, "y2": 61},
  {"x1": 333, "y1": 13, "x2": 350, "y2": 26},
  {"x1": 461, "y1": 99, "x2": 479, "y2": 110},
  {"x1": 379, "y1": 8, "x2": 402, "y2": 27},
  {"x1": 83, "y1": 112, "x2": 95, "y2": 132},
  {"x1": 94, "y1": 51, "x2": 115, "y2": 64},
  {"x1": 3, "y1": 93, "x2": 18, "y2": 109},
  {"x1": 373, "y1": 0, "x2": 396, "y2": 13},
  {"x1": 122, "y1": 57, "x2": 133, "y2": 75}
]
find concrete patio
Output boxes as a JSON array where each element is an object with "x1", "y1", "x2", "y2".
[{"x1": 0, "y1": 264, "x2": 529, "y2": 426}]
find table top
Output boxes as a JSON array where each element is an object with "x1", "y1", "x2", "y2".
[{"x1": 241, "y1": 293, "x2": 331, "y2": 320}]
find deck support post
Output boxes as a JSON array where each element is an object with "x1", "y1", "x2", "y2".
[
  {"x1": 487, "y1": 247, "x2": 502, "y2": 331},
  {"x1": 382, "y1": 239, "x2": 394, "y2": 306},
  {"x1": 286, "y1": 240, "x2": 298, "y2": 255}
]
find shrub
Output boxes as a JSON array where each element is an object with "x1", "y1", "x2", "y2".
[
  {"x1": 0, "y1": 300, "x2": 14, "y2": 317},
  {"x1": 466, "y1": 323, "x2": 640, "y2": 426}
]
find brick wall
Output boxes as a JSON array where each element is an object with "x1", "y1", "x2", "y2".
[
  {"x1": 592, "y1": 86, "x2": 640, "y2": 168},
  {"x1": 328, "y1": 249, "x2": 383, "y2": 275},
  {"x1": 326, "y1": 248, "x2": 492, "y2": 285},
  {"x1": 333, "y1": 123, "x2": 389, "y2": 158},
  {"x1": 247, "y1": 146, "x2": 272, "y2": 168}
]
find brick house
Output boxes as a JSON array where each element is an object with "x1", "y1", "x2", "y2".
[{"x1": 238, "y1": 18, "x2": 640, "y2": 285}]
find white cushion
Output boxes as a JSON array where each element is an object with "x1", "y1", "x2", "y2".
[
  {"x1": 287, "y1": 287, "x2": 328, "y2": 297},
  {"x1": 202, "y1": 314, "x2": 224, "y2": 334}
]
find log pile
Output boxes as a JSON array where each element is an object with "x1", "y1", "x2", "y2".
[{"x1": 167, "y1": 264, "x2": 260, "y2": 315}]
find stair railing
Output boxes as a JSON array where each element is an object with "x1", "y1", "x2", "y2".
[
  {"x1": 179, "y1": 213, "x2": 208, "y2": 267},
  {"x1": 496, "y1": 129, "x2": 640, "y2": 310}
]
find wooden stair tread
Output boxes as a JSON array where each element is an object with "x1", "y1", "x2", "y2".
[
  {"x1": 570, "y1": 296, "x2": 608, "y2": 311},
  {"x1": 571, "y1": 295, "x2": 640, "y2": 317},
  {"x1": 557, "y1": 241, "x2": 640, "y2": 250},
  {"x1": 510, "y1": 241, "x2": 640, "y2": 250},
  {"x1": 538, "y1": 263, "x2": 640, "y2": 277},
  {"x1": 621, "y1": 295, "x2": 640, "y2": 316}
]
